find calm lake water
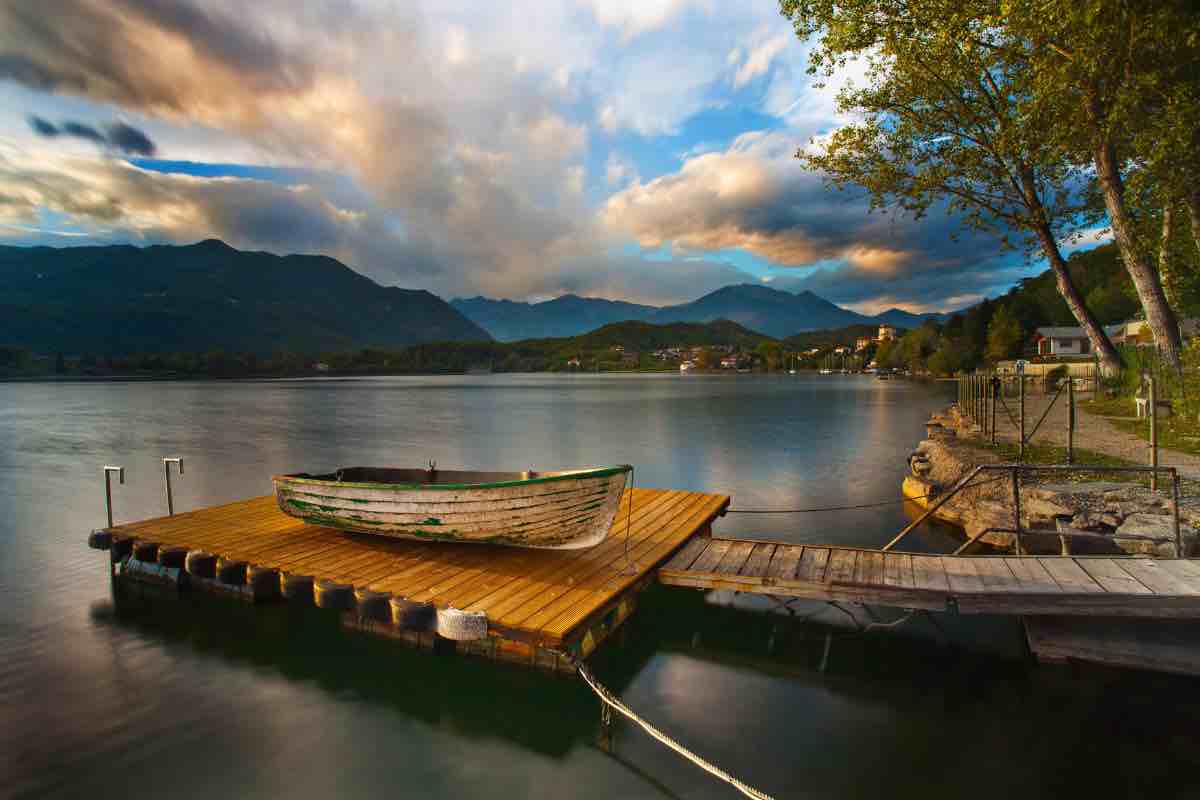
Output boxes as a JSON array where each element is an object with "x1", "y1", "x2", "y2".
[{"x1": 2, "y1": 374, "x2": 1198, "y2": 799}]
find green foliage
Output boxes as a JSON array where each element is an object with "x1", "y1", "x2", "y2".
[
  {"x1": 985, "y1": 306, "x2": 1023, "y2": 363},
  {"x1": 19, "y1": 320, "x2": 776, "y2": 378},
  {"x1": 0, "y1": 345, "x2": 30, "y2": 372},
  {"x1": 782, "y1": 324, "x2": 883, "y2": 351}
]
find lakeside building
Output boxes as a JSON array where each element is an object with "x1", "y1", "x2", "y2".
[
  {"x1": 1035, "y1": 319, "x2": 1200, "y2": 356},
  {"x1": 1034, "y1": 326, "x2": 1095, "y2": 356},
  {"x1": 855, "y1": 337, "x2": 873, "y2": 351},
  {"x1": 877, "y1": 324, "x2": 898, "y2": 342}
]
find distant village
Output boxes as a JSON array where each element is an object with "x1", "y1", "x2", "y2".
[{"x1": 562, "y1": 323, "x2": 902, "y2": 373}]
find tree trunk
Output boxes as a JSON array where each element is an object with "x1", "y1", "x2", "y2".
[
  {"x1": 1159, "y1": 202, "x2": 1175, "y2": 307},
  {"x1": 1016, "y1": 162, "x2": 1121, "y2": 374},
  {"x1": 1188, "y1": 189, "x2": 1200, "y2": 260},
  {"x1": 1032, "y1": 221, "x2": 1121, "y2": 374},
  {"x1": 1087, "y1": 96, "x2": 1182, "y2": 371}
]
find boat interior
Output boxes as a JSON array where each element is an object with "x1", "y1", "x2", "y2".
[{"x1": 289, "y1": 466, "x2": 599, "y2": 486}]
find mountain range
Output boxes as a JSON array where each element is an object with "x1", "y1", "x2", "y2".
[
  {"x1": 0, "y1": 240, "x2": 488, "y2": 355},
  {"x1": 0, "y1": 239, "x2": 949, "y2": 355},
  {"x1": 452, "y1": 284, "x2": 945, "y2": 341}
]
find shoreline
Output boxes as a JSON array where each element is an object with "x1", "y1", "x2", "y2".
[
  {"x1": 902, "y1": 404, "x2": 1200, "y2": 557},
  {"x1": 0, "y1": 368, "x2": 900, "y2": 384}
]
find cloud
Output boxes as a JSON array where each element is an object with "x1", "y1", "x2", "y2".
[
  {"x1": 29, "y1": 115, "x2": 157, "y2": 155},
  {"x1": 0, "y1": 0, "x2": 1026, "y2": 311},
  {"x1": 603, "y1": 130, "x2": 1012, "y2": 308},
  {"x1": 731, "y1": 32, "x2": 790, "y2": 88},
  {"x1": 581, "y1": 0, "x2": 696, "y2": 38},
  {"x1": 0, "y1": 153, "x2": 443, "y2": 275},
  {"x1": 105, "y1": 122, "x2": 156, "y2": 156},
  {"x1": 605, "y1": 152, "x2": 638, "y2": 187}
]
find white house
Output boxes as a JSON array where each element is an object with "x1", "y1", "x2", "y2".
[{"x1": 1034, "y1": 327, "x2": 1093, "y2": 356}]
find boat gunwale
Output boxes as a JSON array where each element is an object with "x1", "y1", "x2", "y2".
[{"x1": 271, "y1": 464, "x2": 632, "y2": 493}]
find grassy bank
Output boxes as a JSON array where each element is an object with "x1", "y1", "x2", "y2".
[{"x1": 1083, "y1": 396, "x2": 1200, "y2": 458}]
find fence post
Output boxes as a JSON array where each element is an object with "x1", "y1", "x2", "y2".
[
  {"x1": 1012, "y1": 467, "x2": 1023, "y2": 556},
  {"x1": 1019, "y1": 372, "x2": 1026, "y2": 462},
  {"x1": 976, "y1": 376, "x2": 982, "y2": 427},
  {"x1": 1149, "y1": 375, "x2": 1158, "y2": 492},
  {"x1": 1067, "y1": 377, "x2": 1075, "y2": 464},
  {"x1": 991, "y1": 377, "x2": 998, "y2": 446},
  {"x1": 1173, "y1": 471, "x2": 1183, "y2": 558}
]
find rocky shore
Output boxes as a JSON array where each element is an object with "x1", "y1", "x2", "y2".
[{"x1": 903, "y1": 405, "x2": 1199, "y2": 557}]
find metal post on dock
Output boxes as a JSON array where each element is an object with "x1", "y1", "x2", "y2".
[
  {"x1": 1067, "y1": 377, "x2": 1075, "y2": 464},
  {"x1": 103, "y1": 465, "x2": 124, "y2": 528},
  {"x1": 1148, "y1": 375, "x2": 1159, "y2": 492},
  {"x1": 163, "y1": 457, "x2": 184, "y2": 516}
]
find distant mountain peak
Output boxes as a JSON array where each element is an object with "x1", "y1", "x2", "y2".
[
  {"x1": 190, "y1": 238, "x2": 235, "y2": 251},
  {"x1": 450, "y1": 283, "x2": 943, "y2": 342}
]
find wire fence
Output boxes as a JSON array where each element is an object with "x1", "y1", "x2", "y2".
[{"x1": 954, "y1": 365, "x2": 1175, "y2": 488}]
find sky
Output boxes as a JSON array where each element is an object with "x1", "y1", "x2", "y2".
[{"x1": 0, "y1": 0, "x2": 1072, "y2": 314}]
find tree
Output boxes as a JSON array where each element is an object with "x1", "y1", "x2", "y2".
[
  {"x1": 992, "y1": 0, "x2": 1200, "y2": 370},
  {"x1": 755, "y1": 341, "x2": 783, "y2": 370},
  {"x1": 781, "y1": 0, "x2": 1122, "y2": 373},
  {"x1": 985, "y1": 306, "x2": 1024, "y2": 362}
]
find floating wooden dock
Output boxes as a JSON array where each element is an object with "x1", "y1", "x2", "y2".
[
  {"x1": 658, "y1": 538, "x2": 1200, "y2": 618},
  {"x1": 94, "y1": 488, "x2": 728, "y2": 670}
]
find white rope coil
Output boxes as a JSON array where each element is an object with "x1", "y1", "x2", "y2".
[{"x1": 576, "y1": 662, "x2": 775, "y2": 800}]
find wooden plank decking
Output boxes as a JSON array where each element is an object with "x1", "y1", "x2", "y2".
[
  {"x1": 658, "y1": 538, "x2": 1200, "y2": 618},
  {"x1": 103, "y1": 488, "x2": 728, "y2": 652}
]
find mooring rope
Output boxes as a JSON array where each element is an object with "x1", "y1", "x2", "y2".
[
  {"x1": 726, "y1": 473, "x2": 1011, "y2": 514},
  {"x1": 576, "y1": 661, "x2": 776, "y2": 800}
]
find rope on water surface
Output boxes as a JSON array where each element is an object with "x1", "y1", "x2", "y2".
[{"x1": 576, "y1": 661, "x2": 776, "y2": 800}]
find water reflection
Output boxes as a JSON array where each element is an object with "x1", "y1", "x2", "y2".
[{"x1": 7, "y1": 375, "x2": 1200, "y2": 799}]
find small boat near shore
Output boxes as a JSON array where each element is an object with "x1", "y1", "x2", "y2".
[{"x1": 272, "y1": 465, "x2": 632, "y2": 549}]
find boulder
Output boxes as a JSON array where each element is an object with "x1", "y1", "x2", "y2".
[
  {"x1": 1069, "y1": 510, "x2": 1109, "y2": 532},
  {"x1": 1115, "y1": 513, "x2": 1176, "y2": 541},
  {"x1": 1022, "y1": 492, "x2": 1075, "y2": 528}
]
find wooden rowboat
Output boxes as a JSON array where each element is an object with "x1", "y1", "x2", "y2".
[{"x1": 271, "y1": 465, "x2": 632, "y2": 549}]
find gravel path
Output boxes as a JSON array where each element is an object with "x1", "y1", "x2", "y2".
[{"x1": 984, "y1": 388, "x2": 1200, "y2": 480}]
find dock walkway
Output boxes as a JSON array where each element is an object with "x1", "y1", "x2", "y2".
[
  {"x1": 101, "y1": 488, "x2": 728, "y2": 665},
  {"x1": 658, "y1": 538, "x2": 1200, "y2": 618}
]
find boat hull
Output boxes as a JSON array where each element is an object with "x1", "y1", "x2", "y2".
[{"x1": 271, "y1": 466, "x2": 632, "y2": 549}]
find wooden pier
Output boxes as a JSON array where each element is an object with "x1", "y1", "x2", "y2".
[
  {"x1": 94, "y1": 488, "x2": 728, "y2": 670},
  {"x1": 658, "y1": 538, "x2": 1200, "y2": 618}
]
